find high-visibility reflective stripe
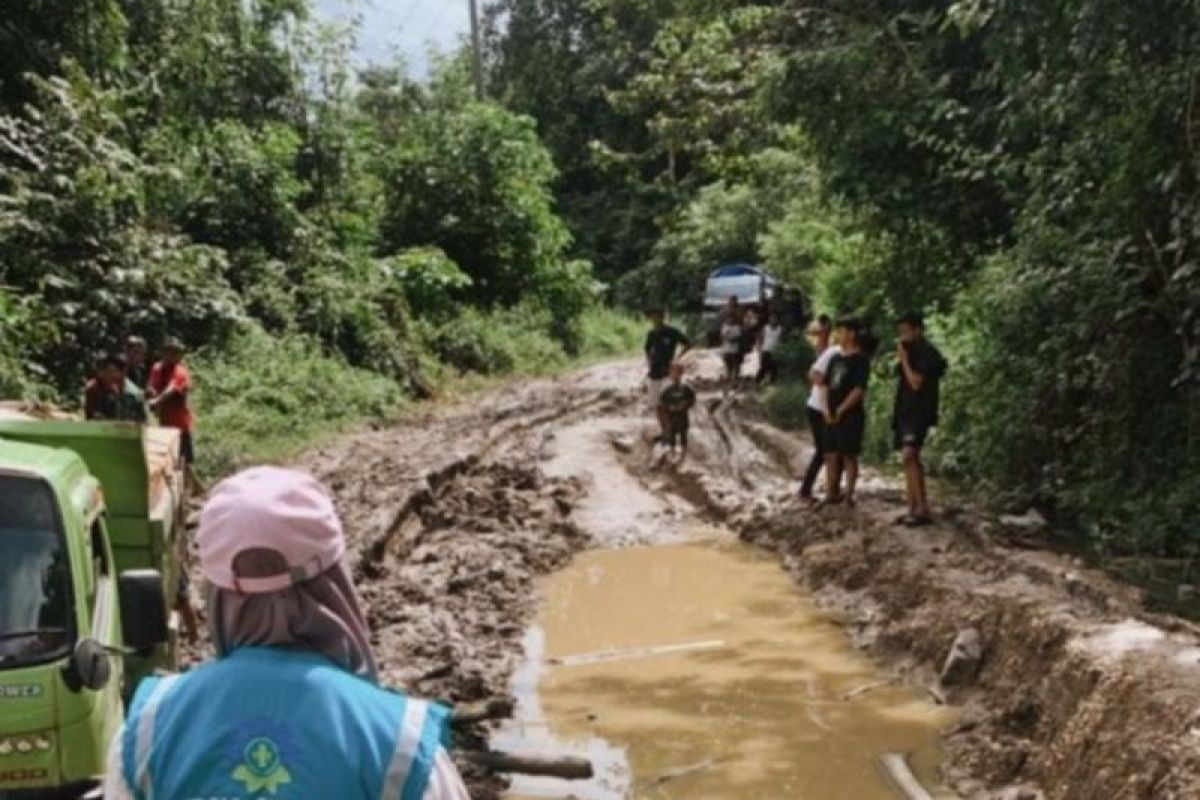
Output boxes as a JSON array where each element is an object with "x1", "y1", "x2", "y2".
[
  {"x1": 134, "y1": 675, "x2": 181, "y2": 799},
  {"x1": 400, "y1": 703, "x2": 448, "y2": 800},
  {"x1": 381, "y1": 698, "x2": 426, "y2": 800}
]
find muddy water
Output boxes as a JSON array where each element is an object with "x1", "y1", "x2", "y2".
[
  {"x1": 499, "y1": 540, "x2": 955, "y2": 799},
  {"x1": 495, "y1": 418, "x2": 954, "y2": 798}
]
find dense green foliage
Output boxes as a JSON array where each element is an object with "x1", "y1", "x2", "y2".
[
  {"x1": 192, "y1": 325, "x2": 403, "y2": 476},
  {"x1": 487, "y1": 1, "x2": 1200, "y2": 554},
  {"x1": 4, "y1": 0, "x2": 1197, "y2": 553},
  {"x1": 0, "y1": 0, "x2": 629, "y2": 468}
]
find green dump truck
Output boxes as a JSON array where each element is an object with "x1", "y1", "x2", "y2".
[{"x1": 0, "y1": 406, "x2": 187, "y2": 798}]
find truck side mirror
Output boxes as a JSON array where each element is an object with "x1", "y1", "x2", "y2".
[
  {"x1": 119, "y1": 569, "x2": 170, "y2": 653},
  {"x1": 64, "y1": 638, "x2": 111, "y2": 692}
]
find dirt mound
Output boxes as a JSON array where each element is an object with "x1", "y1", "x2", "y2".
[{"x1": 360, "y1": 461, "x2": 587, "y2": 702}]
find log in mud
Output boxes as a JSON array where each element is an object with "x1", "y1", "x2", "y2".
[{"x1": 264, "y1": 354, "x2": 1200, "y2": 799}]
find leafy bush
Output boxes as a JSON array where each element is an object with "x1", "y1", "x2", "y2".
[
  {"x1": 577, "y1": 307, "x2": 645, "y2": 361},
  {"x1": 144, "y1": 120, "x2": 307, "y2": 260},
  {"x1": 378, "y1": 102, "x2": 593, "y2": 318},
  {"x1": 388, "y1": 247, "x2": 473, "y2": 324},
  {"x1": 191, "y1": 326, "x2": 404, "y2": 477},
  {"x1": 761, "y1": 334, "x2": 817, "y2": 431},
  {"x1": 762, "y1": 381, "x2": 810, "y2": 431},
  {"x1": 0, "y1": 74, "x2": 241, "y2": 391},
  {"x1": 0, "y1": 289, "x2": 52, "y2": 398},
  {"x1": 429, "y1": 306, "x2": 568, "y2": 377}
]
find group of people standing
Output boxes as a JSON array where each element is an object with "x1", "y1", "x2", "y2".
[
  {"x1": 83, "y1": 335, "x2": 198, "y2": 470},
  {"x1": 718, "y1": 296, "x2": 785, "y2": 390},
  {"x1": 799, "y1": 312, "x2": 947, "y2": 524},
  {"x1": 644, "y1": 305, "x2": 947, "y2": 524}
]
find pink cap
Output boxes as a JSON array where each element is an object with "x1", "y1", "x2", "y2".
[{"x1": 197, "y1": 467, "x2": 346, "y2": 594}]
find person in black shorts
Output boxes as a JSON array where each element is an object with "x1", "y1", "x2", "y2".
[
  {"x1": 658, "y1": 361, "x2": 697, "y2": 461},
  {"x1": 822, "y1": 317, "x2": 873, "y2": 507},
  {"x1": 893, "y1": 311, "x2": 948, "y2": 526},
  {"x1": 644, "y1": 308, "x2": 692, "y2": 442}
]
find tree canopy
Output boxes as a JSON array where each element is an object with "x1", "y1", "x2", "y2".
[{"x1": 1, "y1": 0, "x2": 1197, "y2": 554}]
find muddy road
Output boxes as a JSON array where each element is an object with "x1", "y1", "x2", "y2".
[{"x1": 286, "y1": 354, "x2": 1199, "y2": 799}]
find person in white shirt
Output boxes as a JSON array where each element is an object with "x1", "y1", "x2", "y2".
[
  {"x1": 756, "y1": 311, "x2": 784, "y2": 386},
  {"x1": 800, "y1": 315, "x2": 841, "y2": 504},
  {"x1": 721, "y1": 310, "x2": 745, "y2": 391}
]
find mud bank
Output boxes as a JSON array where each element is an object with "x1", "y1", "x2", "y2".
[{"x1": 639, "y1": 388, "x2": 1200, "y2": 800}]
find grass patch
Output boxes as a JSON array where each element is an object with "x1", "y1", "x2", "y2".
[
  {"x1": 191, "y1": 325, "x2": 405, "y2": 478},
  {"x1": 577, "y1": 306, "x2": 645, "y2": 361},
  {"x1": 190, "y1": 307, "x2": 643, "y2": 480}
]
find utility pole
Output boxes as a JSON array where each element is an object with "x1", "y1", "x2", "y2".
[{"x1": 468, "y1": 0, "x2": 485, "y2": 100}]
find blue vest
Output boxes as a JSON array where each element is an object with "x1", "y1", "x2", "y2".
[{"x1": 122, "y1": 647, "x2": 451, "y2": 800}]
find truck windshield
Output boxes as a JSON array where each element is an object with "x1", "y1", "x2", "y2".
[{"x1": 0, "y1": 476, "x2": 72, "y2": 667}]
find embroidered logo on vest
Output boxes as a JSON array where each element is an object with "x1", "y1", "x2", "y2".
[{"x1": 232, "y1": 736, "x2": 292, "y2": 795}]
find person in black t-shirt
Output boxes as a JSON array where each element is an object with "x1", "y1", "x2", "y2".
[
  {"x1": 644, "y1": 308, "x2": 692, "y2": 441},
  {"x1": 658, "y1": 361, "x2": 697, "y2": 461},
  {"x1": 822, "y1": 317, "x2": 873, "y2": 507},
  {"x1": 893, "y1": 311, "x2": 948, "y2": 526}
]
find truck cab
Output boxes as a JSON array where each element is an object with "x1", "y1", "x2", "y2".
[{"x1": 0, "y1": 412, "x2": 183, "y2": 797}]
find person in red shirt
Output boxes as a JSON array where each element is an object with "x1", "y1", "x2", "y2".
[
  {"x1": 147, "y1": 336, "x2": 203, "y2": 640},
  {"x1": 148, "y1": 337, "x2": 200, "y2": 482}
]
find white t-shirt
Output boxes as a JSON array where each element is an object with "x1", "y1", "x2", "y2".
[
  {"x1": 761, "y1": 324, "x2": 783, "y2": 353},
  {"x1": 807, "y1": 344, "x2": 842, "y2": 412},
  {"x1": 721, "y1": 323, "x2": 742, "y2": 355}
]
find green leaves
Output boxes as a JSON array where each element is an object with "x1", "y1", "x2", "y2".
[{"x1": 378, "y1": 101, "x2": 591, "y2": 316}]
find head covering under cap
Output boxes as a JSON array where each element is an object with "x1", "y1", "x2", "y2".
[
  {"x1": 198, "y1": 466, "x2": 346, "y2": 594},
  {"x1": 197, "y1": 467, "x2": 377, "y2": 679}
]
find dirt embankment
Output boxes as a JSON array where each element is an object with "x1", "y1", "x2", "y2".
[
  {"x1": 269, "y1": 355, "x2": 1199, "y2": 799},
  {"x1": 633, "y1": 380, "x2": 1200, "y2": 800}
]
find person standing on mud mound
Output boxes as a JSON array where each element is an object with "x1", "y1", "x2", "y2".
[
  {"x1": 658, "y1": 361, "x2": 697, "y2": 461},
  {"x1": 756, "y1": 311, "x2": 784, "y2": 387},
  {"x1": 800, "y1": 315, "x2": 839, "y2": 505},
  {"x1": 822, "y1": 318, "x2": 874, "y2": 509},
  {"x1": 644, "y1": 308, "x2": 692, "y2": 443},
  {"x1": 721, "y1": 308, "x2": 745, "y2": 393},
  {"x1": 103, "y1": 467, "x2": 471, "y2": 800},
  {"x1": 893, "y1": 311, "x2": 948, "y2": 527}
]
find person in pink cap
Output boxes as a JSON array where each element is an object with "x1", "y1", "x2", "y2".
[{"x1": 104, "y1": 466, "x2": 470, "y2": 800}]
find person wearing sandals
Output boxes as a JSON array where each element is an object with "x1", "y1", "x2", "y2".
[
  {"x1": 893, "y1": 311, "x2": 948, "y2": 527},
  {"x1": 822, "y1": 318, "x2": 874, "y2": 508}
]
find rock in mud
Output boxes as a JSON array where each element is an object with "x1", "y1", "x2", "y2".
[
  {"x1": 609, "y1": 434, "x2": 634, "y2": 454},
  {"x1": 991, "y1": 786, "x2": 1046, "y2": 800},
  {"x1": 998, "y1": 510, "x2": 1048, "y2": 533},
  {"x1": 939, "y1": 628, "x2": 984, "y2": 688}
]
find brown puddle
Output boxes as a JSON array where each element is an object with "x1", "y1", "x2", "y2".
[{"x1": 497, "y1": 540, "x2": 956, "y2": 799}]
